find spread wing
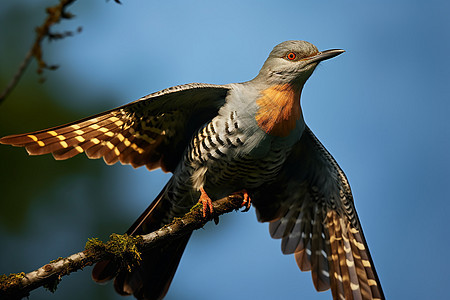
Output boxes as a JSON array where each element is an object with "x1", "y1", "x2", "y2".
[
  {"x1": 0, "y1": 83, "x2": 230, "y2": 172},
  {"x1": 252, "y1": 127, "x2": 384, "y2": 300}
]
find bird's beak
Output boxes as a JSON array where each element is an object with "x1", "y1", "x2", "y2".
[{"x1": 305, "y1": 49, "x2": 345, "y2": 65}]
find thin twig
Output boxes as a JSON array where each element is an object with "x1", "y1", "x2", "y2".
[
  {"x1": 0, "y1": 194, "x2": 245, "y2": 300},
  {"x1": 0, "y1": 0, "x2": 77, "y2": 105},
  {"x1": 0, "y1": 49, "x2": 34, "y2": 102}
]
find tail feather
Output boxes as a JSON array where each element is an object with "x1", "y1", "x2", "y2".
[
  {"x1": 92, "y1": 178, "x2": 192, "y2": 300},
  {"x1": 114, "y1": 234, "x2": 192, "y2": 300}
]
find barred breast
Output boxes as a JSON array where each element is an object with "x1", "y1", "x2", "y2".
[{"x1": 174, "y1": 108, "x2": 302, "y2": 203}]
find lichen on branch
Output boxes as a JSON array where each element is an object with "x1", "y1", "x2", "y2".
[
  {"x1": 0, "y1": 194, "x2": 245, "y2": 300},
  {"x1": 85, "y1": 234, "x2": 143, "y2": 272}
]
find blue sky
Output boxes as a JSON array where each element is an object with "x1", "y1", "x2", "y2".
[{"x1": 1, "y1": 1, "x2": 449, "y2": 299}]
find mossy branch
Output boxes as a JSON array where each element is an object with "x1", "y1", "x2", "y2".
[{"x1": 0, "y1": 194, "x2": 245, "y2": 300}]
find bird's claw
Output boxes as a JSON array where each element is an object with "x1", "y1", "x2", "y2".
[
  {"x1": 198, "y1": 187, "x2": 214, "y2": 218},
  {"x1": 233, "y1": 189, "x2": 252, "y2": 212}
]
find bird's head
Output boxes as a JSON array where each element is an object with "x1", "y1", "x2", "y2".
[{"x1": 255, "y1": 40, "x2": 344, "y2": 86}]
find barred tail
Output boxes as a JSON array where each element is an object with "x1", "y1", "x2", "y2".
[{"x1": 92, "y1": 179, "x2": 192, "y2": 300}]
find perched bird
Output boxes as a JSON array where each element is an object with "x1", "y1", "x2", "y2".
[{"x1": 0, "y1": 40, "x2": 384, "y2": 300}]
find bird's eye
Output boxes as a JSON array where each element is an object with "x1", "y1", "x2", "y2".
[{"x1": 286, "y1": 52, "x2": 297, "y2": 60}]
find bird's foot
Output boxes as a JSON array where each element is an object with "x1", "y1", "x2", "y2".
[
  {"x1": 198, "y1": 187, "x2": 214, "y2": 218},
  {"x1": 233, "y1": 189, "x2": 252, "y2": 212}
]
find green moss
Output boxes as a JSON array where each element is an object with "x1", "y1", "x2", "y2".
[
  {"x1": 49, "y1": 257, "x2": 64, "y2": 264},
  {"x1": 85, "y1": 237, "x2": 104, "y2": 254},
  {"x1": 189, "y1": 202, "x2": 202, "y2": 212},
  {"x1": 0, "y1": 272, "x2": 26, "y2": 291},
  {"x1": 85, "y1": 234, "x2": 143, "y2": 272}
]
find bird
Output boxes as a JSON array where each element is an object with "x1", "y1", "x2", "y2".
[{"x1": 0, "y1": 40, "x2": 384, "y2": 300}]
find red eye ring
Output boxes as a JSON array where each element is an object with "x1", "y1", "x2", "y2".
[{"x1": 286, "y1": 52, "x2": 297, "y2": 60}]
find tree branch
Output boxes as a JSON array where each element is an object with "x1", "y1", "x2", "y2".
[
  {"x1": 0, "y1": 194, "x2": 245, "y2": 300},
  {"x1": 0, "y1": 0, "x2": 122, "y2": 105},
  {"x1": 0, "y1": 0, "x2": 79, "y2": 105}
]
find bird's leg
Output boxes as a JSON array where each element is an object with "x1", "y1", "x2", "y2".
[
  {"x1": 232, "y1": 189, "x2": 252, "y2": 212},
  {"x1": 198, "y1": 187, "x2": 214, "y2": 218}
]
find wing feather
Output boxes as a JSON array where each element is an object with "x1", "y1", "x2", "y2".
[
  {"x1": 252, "y1": 127, "x2": 384, "y2": 300},
  {"x1": 1, "y1": 83, "x2": 230, "y2": 172}
]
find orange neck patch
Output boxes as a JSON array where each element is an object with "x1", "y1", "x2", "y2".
[{"x1": 255, "y1": 83, "x2": 302, "y2": 137}]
